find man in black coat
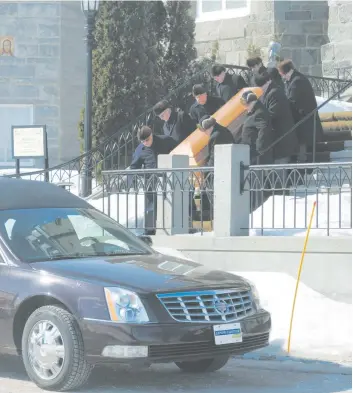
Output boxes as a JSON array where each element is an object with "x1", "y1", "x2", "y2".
[
  {"x1": 254, "y1": 71, "x2": 299, "y2": 164},
  {"x1": 153, "y1": 100, "x2": 197, "y2": 144},
  {"x1": 267, "y1": 67, "x2": 285, "y2": 91},
  {"x1": 130, "y1": 126, "x2": 177, "y2": 235},
  {"x1": 211, "y1": 65, "x2": 248, "y2": 102},
  {"x1": 278, "y1": 60, "x2": 323, "y2": 162},
  {"x1": 246, "y1": 56, "x2": 267, "y2": 86},
  {"x1": 189, "y1": 84, "x2": 225, "y2": 123},
  {"x1": 240, "y1": 91, "x2": 274, "y2": 165},
  {"x1": 197, "y1": 116, "x2": 234, "y2": 220},
  {"x1": 198, "y1": 116, "x2": 234, "y2": 167}
]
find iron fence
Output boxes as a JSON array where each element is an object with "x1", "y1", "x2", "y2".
[
  {"x1": 336, "y1": 65, "x2": 352, "y2": 82},
  {"x1": 101, "y1": 167, "x2": 215, "y2": 235},
  {"x1": 242, "y1": 162, "x2": 352, "y2": 236}
]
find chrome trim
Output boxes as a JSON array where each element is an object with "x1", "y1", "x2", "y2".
[{"x1": 157, "y1": 288, "x2": 254, "y2": 323}]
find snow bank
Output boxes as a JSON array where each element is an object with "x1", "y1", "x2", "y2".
[
  {"x1": 231, "y1": 271, "x2": 352, "y2": 363},
  {"x1": 316, "y1": 96, "x2": 352, "y2": 114}
]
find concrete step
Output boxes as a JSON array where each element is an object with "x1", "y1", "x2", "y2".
[{"x1": 330, "y1": 149, "x2": 352, "y2": 161}]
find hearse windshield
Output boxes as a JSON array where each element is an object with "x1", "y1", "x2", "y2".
[{"x1": 0, "y1": 208, "x2": 151, "y2": 262}]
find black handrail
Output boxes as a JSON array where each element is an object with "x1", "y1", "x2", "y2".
[{"x1": 5, "y1": 64, "x2": 351, "y2": 182}]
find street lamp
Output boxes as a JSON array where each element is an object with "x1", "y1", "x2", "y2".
[{"x1": 80, "y1": 0, "x2": 100, "y2": 197}]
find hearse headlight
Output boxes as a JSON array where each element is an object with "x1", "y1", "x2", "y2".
[{"x1": 104, "y1": 287, "x2": 149, "y2": 323}]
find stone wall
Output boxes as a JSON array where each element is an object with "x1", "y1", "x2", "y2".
[
  {"x1": 194, "y1": 0, "x2": 330, "y2": 77},
  {"x1": 274, "y1": 1, "x2": 329, "y2": 76},
  {"x1": 0, "y1": 1, "x2": 85, "y2": 167},
  {"x1": 321, "y1": 0, "x2": 352, "y2": 78},
  {"x1": 193, "y1": 1, "x2": 276, "y2": 66}
]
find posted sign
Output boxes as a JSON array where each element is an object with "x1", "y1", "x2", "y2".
[{"x1": 12, "y1": 126, "x2": 46, "y2": 159}]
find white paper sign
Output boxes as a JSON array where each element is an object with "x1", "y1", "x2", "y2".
[{"x1": 13, "y1": 127, "x2": 45, "y2": 158}]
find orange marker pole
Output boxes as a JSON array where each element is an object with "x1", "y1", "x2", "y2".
[{"x1": 287, "y1": 201, "x2": 317, "y2": 354}]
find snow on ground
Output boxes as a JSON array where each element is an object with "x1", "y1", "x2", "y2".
[
  {"x1": 316, "y1": 96, "x2": 352, "y2": 114},
  {"x1": 234, "y1": 271, "x2": 352, "y2": 363},
  {"x1": 89, "y1": 190, "x2": 351, "y2": 237},
  {"x1": 249, "y1": 191, "x2": 352, "y2": 236},
  {"x1": 151, "y1": 248, "x2": 352, "y2": 364}
]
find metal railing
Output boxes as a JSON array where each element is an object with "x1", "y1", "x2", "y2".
[
  {"x1": 4, "y1": 64, "x2": 351, "y2": 196},
  {"x1": 101, "y1": 167, "x2": 214, "y2": 235},
  {"x1": 242, "y1": 161, "x2": 352, "y2": 236},
  {"x1": 336, "y1": 65, "x2": 352, "y2": 82}
]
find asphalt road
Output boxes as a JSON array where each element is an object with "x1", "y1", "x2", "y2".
[{"x1": 0, "y1": 356, "x2": 351, "y2": 393}]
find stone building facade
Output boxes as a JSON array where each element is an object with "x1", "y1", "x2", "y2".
[
  {"x1": 193, "y1": 0, "x2": 351, "y2": 78},
  {"x1": 0, "y1": 1, "x2": 85, "y2": 168}
]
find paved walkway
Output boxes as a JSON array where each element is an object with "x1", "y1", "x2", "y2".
[{"x1": 0, "y1": 356, "x2": 351, "y2": 393}]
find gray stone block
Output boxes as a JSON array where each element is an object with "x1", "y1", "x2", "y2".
[
  {"x1": 28, "y1": 58, "x2": 59, "y2": 79},
  {"x1": 301, "y1": 21, "x2": 324, "y2": 34},
  {"x1": 245, "y1": 22, "x2": 272, "y2": 37},
  {"x1": 338, "y1": 3, "x2": 352, "y2": 24},
  {"x1": 310, "y1": 5, "x2": 329, "y2": 21},
  {"x1": 218, "y1": 40, "x2": 232, "y2": 53},
  {"x1": 18, "y1": 2, "x2": 60, "y2": 18},
  {"x1": 39, "y1": 45, "x2": 60, "y2": 57},
  {"x1": 291, "y1": 49, "x2": 302, "y2": 68},
  {"x1": 35, "y1": 105, "x2": 59, "y2": 119},
  {"x1": 301, "y1": 49, "x2": 319, "y2": 65},
  {"x1": 195, "y1": 19, "x2": 245, "y2": 42},
  {"x1": 328, "y1": 24, "x2": 352, "y2": 43},
  {"x1": 285, "y1": 10, "x2": 312, "y2": 20},
  {"x1": 16, "y1": 44, "x2": 39, "y2": 58},
  {"x1": 321, "y1": 42, "x2": 335, "y2": 62},
  {"x1": 322, "y1": 61, "x2": 336, "y2": 77},
  {"x1": 0, "y1": 65, "x2": 35, "y2": 78},
  {"x1": 38, "y1": 23, "x2": 60, "y2": 38},
  {"x1": 334, "y1": 41, "x2": 352, "y2": 62},
  {"x1": 0, "y1": 82, "x2": 10, "y2": 97},
  {"x1": 0, "y1": 2, "x2": 18, "y2": 15},
  {"x1": 46, "y1": 125, "x2": 59, "y2": 138},
  {"x1": 232, "y1": 37, "x2": 250, "y2": 51},
  {"x1": 38, "y1": 85, "x2": 59, "y2": 103},
  {"x1": 281, "y1": 34, "x2": 306, "y2": 48},
  {"x1": 309, "y1": 65, "x2": 323, "y2": 77},
  {"x1": 307, "y1": 34, "x2": 329, "y2": 47},
  {"x1": 12, "y1": 19, "x2": 38, "y2": 39},
  {"x1": 11, "y1": 84, "x2": 38, "y2": 98}
]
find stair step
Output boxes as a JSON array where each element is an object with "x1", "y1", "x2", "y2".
[
  {"x1": 330, "y1": 150, "x2": 352, "y2": 160},
  {"x1": 344, "y1": 140, "x2": 352, "y2": 149},
  {"x1": 316, "y1": 141, "x2": 345, "y2": 152},
  {"x1": 323, "y1": 130, "x2": 352, "y2": 142}
]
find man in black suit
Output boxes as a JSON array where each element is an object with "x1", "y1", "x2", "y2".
[
  {"x1": 278, "y1": 60, "x2": 323, "y2": 162},
  {"x1": 240, "y1": 91, "x2": 274, "y2": 165},
  {"x1": 189, "y1": 84, "x2": 225, "y2": 123},
  {"x1": 211, "y1": 65, "x2": 248, "y2": 103},
  {"x1": 254, "y1": 71, "x2": 299, "y2": 164},
  {"x1": 153, "y1": 100, "x2": 196, "y2": 144},
  {"x1": 130, "y1": 126, "x2": 177, "y2": 235}
]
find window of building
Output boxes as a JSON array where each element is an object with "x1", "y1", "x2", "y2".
[
  {"x1": 196, "y1": 0, "x2": 250, "y2": 22},
  {"x1": 0, "y1": 105, "x2": 34, "y2": 168}
]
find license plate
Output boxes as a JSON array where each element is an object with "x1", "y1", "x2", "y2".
[{"x1": 213, "y1": 323, "x2": 242, "y2": 345}]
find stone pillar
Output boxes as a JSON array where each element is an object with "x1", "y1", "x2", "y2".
[
  {"x1": 214, "y1": 144, "x2": 250, "y2": 236},
  {"x1": 156, "y1": 155, "x2": 190, "y2": 235}
]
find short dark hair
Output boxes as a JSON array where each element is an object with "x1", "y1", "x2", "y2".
[
  {"x1": 138, "y1": 126, "x2": 152, "y2": 141},
  {"x1": 278, "y1": 60, "x2": 295, "y2": 74},
  {"x1": 241, "y1": 90, "x2": 258, "y2": 104},
  {"x1": 211, "y1": 65, "x2": 226, "y2": 77},
  {"x1": 192, "y1": 84, "x2": 207, "y2": 96},
  {"x1": 246, "y1": 57, "x2": 263, "y2": 68},
  {"x1": 267, "y1": 67, "x2": 281, "y2": 81},
  {"x1": 153, "y1": 100, "x2": 170, "y2": 116},
  {"x1": 254, "y1": 71, "x2": 270, "y2": 87}
]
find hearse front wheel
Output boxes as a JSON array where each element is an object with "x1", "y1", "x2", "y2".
[
  {"x1": 21, "y1": 305, "x2": 92, "y2": 391},
  {"x1": 175, "y1": 356, "x2": 229, "y2": 373}
]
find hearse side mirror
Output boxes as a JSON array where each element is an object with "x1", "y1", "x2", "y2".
[{"x1": 138, "y1": 235, "x2": 153, "y2": 247}]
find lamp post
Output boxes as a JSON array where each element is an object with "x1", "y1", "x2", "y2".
[{"x1": 80, "y1": 0, "x2": 100, "y2": 197}]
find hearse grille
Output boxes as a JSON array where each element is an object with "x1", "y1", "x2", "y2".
[{"x1": 157, "y1": 289, "x2": 254, "y2": 323}]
